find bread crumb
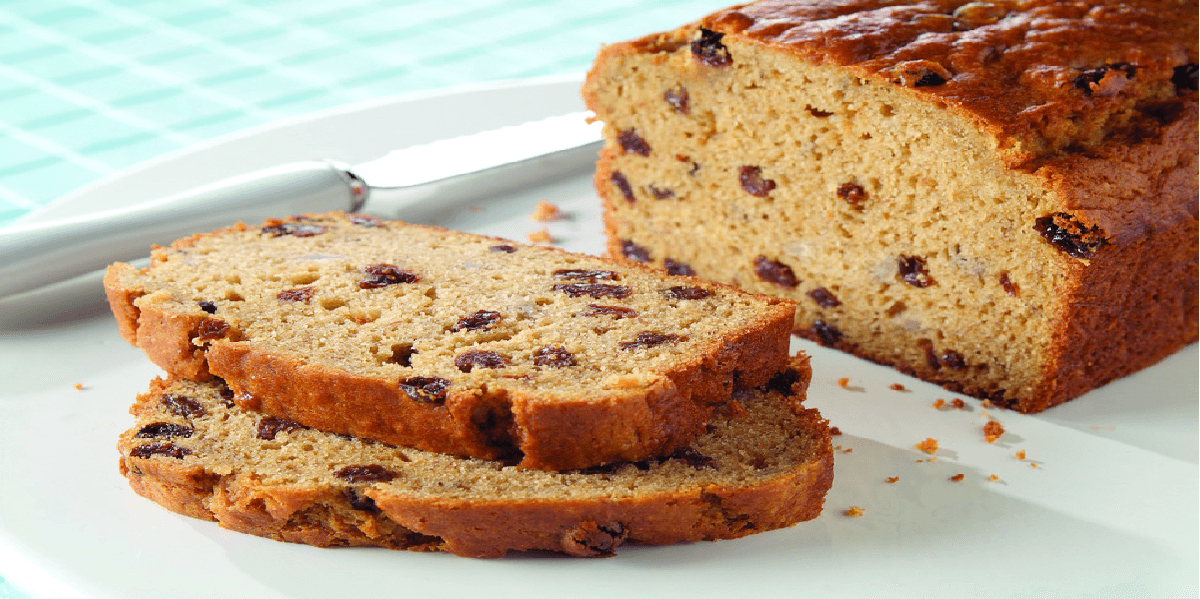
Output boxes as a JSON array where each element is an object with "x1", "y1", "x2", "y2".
[
  {"x1": 841, "y1": 448, "x2": 853, "y2": 454},
  {"x1": 932, "y1": 398, "x2": 946, "y2": 409},
  {"x1": 829, "y1": 426, "x2": 843, "y2": 436},
  {"x1": 988, "y1": 474, "x2": 1000, "y2": 482},
  {"x1": 1015, "y1": 450, "x2": 1026, "y2": 460},
  {"x1": 836, "y1": 377, "x2": 850, "y2": 388},
  {"x1": 526, "y1": 229, "x2": 554, "y2": 244},
  {"x1": 983, "y1": 420, "x2": 1005, "y2": 443},
  {"x1": 914, "y1": 437, "x2": 939, "y2": 454},
  {"x1": 950, "y1": 398, "x2": 966, "y2": 410},
  {"x1": 529, "y1": 200, "x2": 562, "y2": 222},
  {"x1": 844, "y1": 506, "x2": 865, "y2": 517},
  {"x1": 981, "y1": 399, "x2": 995, "y2": 408},
  {"x1": 885, "y1": 476, "x2": 899, "y2": 484},
  {"x1": 950, "y1": 473, "x2": 965, "y2": 482},
  {"x1": 889, "y1": 383, "x2": 907, "y2": 391},
  {"x1": 1030, "y1": 462, "x2": 1040, "y2": 469},
  {"x1": 73, "y1": 383, "x2": 85, "y2": 391}
]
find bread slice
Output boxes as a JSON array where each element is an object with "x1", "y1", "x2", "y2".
[
  {"x1": 104, "y1": 213, "x2": 795, "y2": 470},
  {"x1": 117, "y1": 355, "x2": 832, "y2": 558},
  {"x1": 582, "y1": 0, "x2": 1197, "y2": 413}
]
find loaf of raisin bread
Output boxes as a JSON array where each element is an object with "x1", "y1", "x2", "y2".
[
  {"x1": 104, "y1": 213, "x2": 795, "y2": 470},
  {"x1": 583, "y1": 0, "x2": 1198, "y2": 413},
  {"x1": 118, "y1": 355, "x2": 832, "y2": 558}
]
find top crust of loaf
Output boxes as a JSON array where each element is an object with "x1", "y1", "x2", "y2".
[
  {"x1": 104, "y1": 213, "x2": 796, "y2": 470},
  {"x1": 599, "y1": 0, "x2": 1197, "y2": 168}
]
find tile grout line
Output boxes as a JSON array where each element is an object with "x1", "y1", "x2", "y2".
[
  {"x1": 74, "y1": 0, "x2": 378, "y2": 103},
  {"x1": 0, "y1": 119, "x2": 116, "y2": 176},
  {"x1": 0, "y1": 12, "x2": 274, "y2": 130}
]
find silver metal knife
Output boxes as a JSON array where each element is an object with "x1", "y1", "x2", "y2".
[{"x1": 0, "y1": 112, "x2": 602, "y2": 299}]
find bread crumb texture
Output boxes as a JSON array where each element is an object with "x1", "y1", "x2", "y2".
[{"x1": 584, "y1": 0, "x2": 1198, "y2": 413}]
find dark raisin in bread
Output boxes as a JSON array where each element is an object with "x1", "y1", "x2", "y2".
[
  {"x1": 583, "y1": 0, "x2": 1197, "y2": 413},
  {"x1": 117, "y1": 354, "x2": 833, "y2": 558},
  {"x1": 104, "y1": 212, "x2": 795, "y2": 470}
]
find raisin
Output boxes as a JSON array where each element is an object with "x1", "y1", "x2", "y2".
[
  {"x1": 335, "y1": 464, "x2": 397, "y2": 483},
  {"x1": 217, "y1": 385, "x2": 236, "y2": 408},
  {"x1": 836, "y1": 182, "x2": 867, "y2": 209},
  {"x1": 611, "y1": 172, "x2": 635, "y2": 204},
  {"x1": 489, "y1": 244, "x2": 518, "y2": 253},
  {"x1": 663, "y1": 258, "x2": 696, "y2": 276},
  {"x1": 688, "y1": 161, "x2": 701, "y2": 176},
  {"x1": 670, "y1": 446, "x2": 716, "y2": 470},
  {"x1": 1173, "y1": 63, "x2": 1198, "y2": 91},
  {"x1": 196, "y1": 318, "x2": 231, "y2": 342},
  {"x1": 620, "y1": 331, "x2": 683, "y2": 350},
  {"x1": 347, "y1": 214, "x2": 383, "y2": 227},
  {"x1": 451, "y1": 310, "x2": 501, "y2": 332},
  {"x1": 533, "y1": 346, "x2": 577, "y2": 367},
  {"x1": 812, "y1": 320, "x2": 842, "y2": 345},
  {"x1": 561, "y1": 521, "x2": 628, "y2": 557},
  {"x1": 753, "y1": 256, "x2": 798, "y2": 288},
  {"x1": 388, "y1": 343, "x2": 416, "y2": 367},
  {"x1": 898, "y1": 255, "x2": 936, "y2": 288},
  {"x1": 618, "y1": 129, "x2": 651, "y2": 156},
  {"x1": 648, "y1": 185, "x2": 675, "y2": 199},
  {"x1": 130, "y1": 442, "x2": 191, "y2": 459},
  {"x1": 398, "y1": 376, "x2": 450, "y2": 403},
  {"x1": 344, "y1": 488, "x2": 380, "y2": 513},
  {"x1": 893, "y1": 60, "x2": 952, "y2": 87},
  {"x1": 941, "y1": 350, "x2": 967, "y2": 370},
  {"x1": 135, "y1": 422, "x2": 193, "y2": 439},
  {"x1": 805, "y1": 105, "x2": 833, "y2": 118},
  {"x1": 553, "y1": 283, "x2": 632, "y2": 299},
  {"x1": 664, "y1": 286, "x2": 712, "y2": 300},
  {"x1": 739, "y1": 165, "x2": 776, "y2": 197},
  {"x1": 807, "y1": 287, "x2": 841, "y2": 307},
  {"x1": 257, "y1": 416, "x2": 305, "y2": 441},
  {"x1": 454, "y1": 350, "x2": 507, "y2": 373},
  {"x1": 664, "y1": 87, "x2": 689, "y2": 114},
  {"x1": 619, "y1": 239, "x2": 650, "y2": 262},
  {"x1": 359, "y1": 263, "x2": 419, "y2": 288},
  {"x1": 918, "y1": 340, "x2": 941, "y2": 371},
  {"x1": 1033, "y1": 213, "x2": 1108, "y2": 259},
  {"x1": 583, "y1": 304, "x2": 638, "y2": 318},
  {"x1": 553, "y1": 269, "x2": 619, "y2": 281},
  {"x1": 162, "y1": 394, "x2": 205, "y2": 418},
  {"x1": 276, "y1": 286, "x2": 316, "y2": 303},
  {"x1": 1073, "y1": 63, "x2": 1135, "y2": 94},
  {"x1": 198, "y1": 301, "x2": 217, "y2": 314},
  {"x1": 261, "y1": 223, "x2": 326, "y2": 237},
  {"x1": 691, "y1": 28, "x2": 732, "y2": 67},
  {"x1": 999, "y1": 272, "x2": 1019, "y2": 296},
  {"x1": 766, "y1": 368, "x2": 802, "y2": 395}
]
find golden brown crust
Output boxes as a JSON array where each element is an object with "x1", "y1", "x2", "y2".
[
  {"x1": 116, "y1": 362, "x2": 833, "y2": 558},
  {"x1": 105, "y1": 213, "x2": 796, "y2": 469}
]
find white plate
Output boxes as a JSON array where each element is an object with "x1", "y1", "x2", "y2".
[{"x1": 1, "y1": 76, "x2": 1196, "y2": 599}]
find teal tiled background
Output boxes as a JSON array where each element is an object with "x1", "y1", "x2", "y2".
[
  {"x1": 0, "y1": 0, "x2": 732, "y2": 228},
  {"x1": 0, "y1": 1, "x2": 732, "y2": 597}
]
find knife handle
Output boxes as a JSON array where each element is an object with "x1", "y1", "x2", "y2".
[{"x1": 0, "y1": 161, "x2": 363, "y2": 299}]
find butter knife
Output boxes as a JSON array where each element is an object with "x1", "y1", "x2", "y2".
[{"x1": 0, "y1": 112, "x2": 602, "y2": 299}]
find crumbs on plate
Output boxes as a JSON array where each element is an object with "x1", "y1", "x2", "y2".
[
  {"x1": 844, "y1": 506, "x2": 865, "y2": 518},
  {"x1": 526, "y1": 228, "x2": 554, "y2": 244},
  {"x1": 529, "y1": 200, "x2": 562, "y2": 222}
]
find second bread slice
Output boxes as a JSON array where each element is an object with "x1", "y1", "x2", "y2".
[{"x1": 105, "y1": 213, "x2": 795, "y2": 470}]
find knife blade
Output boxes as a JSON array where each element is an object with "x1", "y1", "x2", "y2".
[{"x1": 0, "y1": 112, "x2": 603, "y2": 299}]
